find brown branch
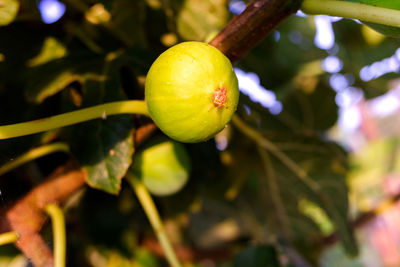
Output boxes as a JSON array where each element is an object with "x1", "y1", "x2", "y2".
[
  {"x1": 141, "y1": 238, "x2": 232, "y2": 262},
  {"x1": 0, "y1": 160, "x2": 86, "y2": 267},
  {"x1": 210, "y1": 0, "x2": 302, "y2": 63},
  {"x1": 134, "y1": 121, "x2": 158, "y2": 146}
]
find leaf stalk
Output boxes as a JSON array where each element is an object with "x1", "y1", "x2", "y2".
[
  {"x1": 0, "y1": 100, "x2": 149, "y2": 140},
  {"x1": 127, "y1": 173, "x2": 182, "y2": 267},
  {"x1": 0, "y1": 232, "x2": 19, "y2": 246},
  {"x1": 45, "y1": 203, "x2": 66, "y2": 267},
  {"x1": 302, "y1": 0, "x2": 400, "y2": 28}
]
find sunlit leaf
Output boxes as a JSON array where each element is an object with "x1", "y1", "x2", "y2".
[
  {"x1": 25, "y1": 54, "x2": 104, "y2": 104},
  {"x1": 173, "y1": 0, "x2": 230, "y2": 41},
  {"x1": 27, "y1": 37, "x2": 67, "y2": 67},
  {"x1": 348, "y1": 138, "x2": 400, "y2": 212},
  {"x1": 0, "y1": 0, "x2": 19, "y2": 26}
]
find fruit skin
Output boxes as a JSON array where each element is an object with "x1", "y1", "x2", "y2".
[
  {"x1": 145, "y1": 41, "x2": 239, "y2": 143},
  {"x1": 132, "y1": 138, "x2": 191, "y2": 196},
  {"x1": 346, "y1": 0, "x2": 400, "y2": 38}
]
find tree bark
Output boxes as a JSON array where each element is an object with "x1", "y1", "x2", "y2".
[{"x1": 210, "y1": 0, "x2": 302, "y2": 63}]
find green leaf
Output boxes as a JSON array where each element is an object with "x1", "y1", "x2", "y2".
[
  {"x1": 74, "y1": 114, "x2": 134, "y2": 194},
  {"x1": 25, "y1": 53, "x2": 104, "y2": 104},
  {"x1": 320, "y1": 243, "x2": 365, "y2": 267},
  {"x1": 282, "y1": 78, "x2": 338, "y2": 131},
  {"x1": 134, "y1": 248, "x2": 160, "y2": 267},
  {"x1": 227, "y1": 128, "x2": 357, "y2": 256},
  {"x1": 0, "y1": 0, "x2": 19, "y2": 26},
  {"x1": 279, "y1": 142, "x2": 357, "y2": 255},
  {"x1": 173, "y1": 0, "x2": 230, "y2": 41},
  {"x1": 27, "y1": 37, "x2": 67, "y2": 67},
  {"x1": 298, "y1": 198, "x2": 334, "y2": 235},
  {"x1": 110, "y1": 0, "x2": 147, "y2": 47},
  {"x1": 233, "y1": 245, "x2": 280, "y2": 267},
  {"x1": 333, "y1": 19, "x2": 398, "y2": 98},
  {"x1": 239, "y1": 15, "x2": 325, "y2": 90},
  {"x1": 70, "y1": 61, "x2": 135, "y2": 194}
]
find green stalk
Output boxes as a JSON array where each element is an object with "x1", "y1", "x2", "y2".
[
  {"x1": 301, "y1": 0, "x2": 400, "y2": 28},
  {"x1": 0, "y1": 232, "x2": 19, "y2": 246},
  {"x1": 45, "y1": 203, "x2": 66, "y2": 267},
  {"x1": 0, "y1": 143, "x2": 70, "y2": 176},
  {"x1": 127, "y1": 173, "x2": 182, "y2": 267},
  {"x1": 0, "y1": 100, "x2": 149, "y2": 140}
]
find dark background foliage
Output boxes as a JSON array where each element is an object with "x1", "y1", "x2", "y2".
[{"x1": 0, "y1": 0, "x2": 400, "y2": 266}]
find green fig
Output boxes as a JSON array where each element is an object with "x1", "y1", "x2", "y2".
[
  {"x1": 131, "y1": 138, "x2": 191, "y2": 196},
  {"x1": 145, "y1": 41, "x2": 239, "y2": 143}
]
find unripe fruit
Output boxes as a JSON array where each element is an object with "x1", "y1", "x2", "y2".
[
  {"x1": 346, "y1": 0, "x2": 400, "y2": 38},
  {"x1": 131, "y1": 138, "x2": 191, "y2": 196},
  {"x1": 145, "y1": 42, "x2": 239, "y2": 143}
]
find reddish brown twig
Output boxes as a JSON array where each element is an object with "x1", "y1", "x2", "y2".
[
  {"x1": 210, "y1": 0, "x2": 301, "y2": 63},
  {"x1": 134, "y1": 121, "x2": 158, "y2": 147},
  {"x1": 0, "y1": 161, "x2": 86, "y2": 267},
  {"x1": 141, "y1": 238, "x2": 232, "y2": 262}
]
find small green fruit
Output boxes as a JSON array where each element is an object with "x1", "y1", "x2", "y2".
[
  {"x1": 346, "y1": 0, "x2": 400, "y2": 38},
  {"x1": 131, "y1": 138, "x2": 191, "y2": 196},
  {"x1": 145, "y1": 41, "x2": 239, "y2": 143}
]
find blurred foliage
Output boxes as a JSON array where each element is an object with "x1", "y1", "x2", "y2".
[
  {"x1": 174, "y1": 0, "x2": 229, "y2": 41},
  {"x1": 0, "y1": 0, "x2": 19, "y2": 26},
  {"x1": 348, "y1": 138, "x2": 400, "y2": 212},
  {"x1": 233, "y1": 245, "x2": 280, "y2": 267},
  {"x1": 0, "y1": 0, "x2": 399, "y2": 266}
]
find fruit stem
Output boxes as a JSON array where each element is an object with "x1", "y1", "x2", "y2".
[
  {"x1": 0, "y1": 231, "x2": 19, "y2": 246},
  {"x1": 301, "y1": 0, "x2": 400, "y2": 28},
  {"x1": 0, "y1": 143, "x2": 70, "y2": 176},
  {"x1": 0, "y1": 100, "x2": 149, "y2": 140},
  {"x1": 45, "y1": 203, "x2": 66, "y2": 267},
  {"x1": 127, "y1": 173, "x2": 182, "y2": 267}
]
